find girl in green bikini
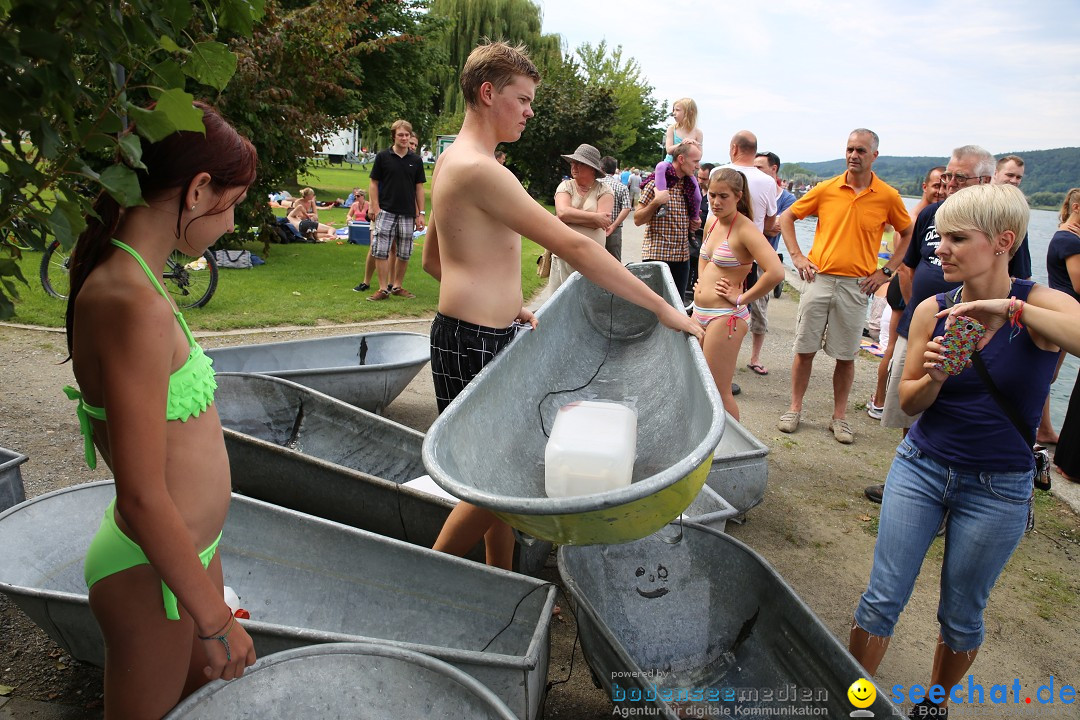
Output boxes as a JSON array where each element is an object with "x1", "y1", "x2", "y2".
[{"x1": 64, "y1": 101, "x2": 257, "y2": 717}]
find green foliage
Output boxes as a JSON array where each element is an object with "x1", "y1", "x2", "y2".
[
  {"x1": 428, "y1": 0, "x2": 561, "y2": 118},
  {"x1": 574, "y1": 41, "x2": 653, "y2": 159},
  {"x1": 219, "y1": 0, "x2": 442, "y2": 249},
  {"x1": 220, "y1": 0, "x2": 440, "y2": 250},
  {"x1": 0, "y1": 0, "x2": 264, "y2": 318},
  {"x1": 618, "y1": 97, "x2": 667, "y2": 170},
  {"x1": 507, "y1": 57, "x2": 618, "y2": 200}
]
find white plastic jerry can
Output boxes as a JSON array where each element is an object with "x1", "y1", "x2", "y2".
[{"x1": 544, "y1": 400, "x2": 637, "y2": 498}]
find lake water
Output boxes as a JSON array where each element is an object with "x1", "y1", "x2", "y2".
[{"x1": 788, "y1": 201, "x2": 1075, "y2": 430}]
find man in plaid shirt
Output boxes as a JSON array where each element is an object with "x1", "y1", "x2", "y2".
[
  {"x1": 634, "y1": 142, "x2": 703, "y2": 297},
  {"x1": 599, "y1": 156, "x2": 632, "y2": 262}
]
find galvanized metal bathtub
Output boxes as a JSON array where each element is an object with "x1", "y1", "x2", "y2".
[
  {"x1": 0, "y1": 481, "x2": 555, "y2": 720},
  {"x1": 706, "y1": 414, "x2": 770, "y2": 518},
  {"x1": 166, "y1": 642, "x2": 518, "y2": 719},
  {"x1": 423, "y1": 262, "x2": 726, "y2": 545},
  {"x1": 205, "y1": 331, "x2": 429, "y2": 414},
  {"x1": 0, "y1": 446, "x2": 27, "y2": 512},
  {"x1": 214, "y1": 372, "x2": 552, "y2": 575},
  {"x1": 558, "y1": 521, "x2": 903, "y2": 718}
]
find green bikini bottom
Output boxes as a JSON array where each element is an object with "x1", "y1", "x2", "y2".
[{"x1": 84, "y1": 499, "x2": 221, "y2": 621}]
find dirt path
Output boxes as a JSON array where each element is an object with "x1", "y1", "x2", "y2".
[{"x1": 1, "y1": 276, "x2": 1077, "y2": 718}]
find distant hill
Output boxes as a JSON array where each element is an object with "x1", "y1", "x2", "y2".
[{"x1": 782, "y1": 147, "x2": 1080, "y2": 207}]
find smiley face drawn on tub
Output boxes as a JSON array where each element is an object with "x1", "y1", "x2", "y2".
[{"x1": 635, "y1": 564, "x2": 669, "y2": 598}]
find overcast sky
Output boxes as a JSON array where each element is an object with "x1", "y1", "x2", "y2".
[{"x1": 537, "y1": 0, "x2": 1079, "y2": 164}]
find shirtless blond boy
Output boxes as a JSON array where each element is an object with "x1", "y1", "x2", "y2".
[{"x1": 423, "y1": 41, "x2": 703, "y2": 569}]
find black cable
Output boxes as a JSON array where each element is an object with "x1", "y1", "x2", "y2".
[
  {"x1": 537, "y1": 291, "x2": 616, "y2": 437},
  {"x1": 480, "y1": 581, "x2": 557, "y2": 652},
  {"x1": 539, "y1": 585, "x2": 583, "y2": 718}
]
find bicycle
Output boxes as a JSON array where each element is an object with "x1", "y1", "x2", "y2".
[{"x1": 39, "y1": 240, "x2": 219, "y2": 309}]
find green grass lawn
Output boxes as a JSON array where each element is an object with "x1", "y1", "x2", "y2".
[
  {"x1": 10, "y1": 237, "x2": 547, "y2": 331},
  {"x1": 5, "y1": 164, "x2": 548, "y2": 330}
]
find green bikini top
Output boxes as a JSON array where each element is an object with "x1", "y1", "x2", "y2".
[{"x1": 64, "y1": 239, "x2": 217, "y2": 468}]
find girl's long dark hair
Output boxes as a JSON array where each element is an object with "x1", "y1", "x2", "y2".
[{"x1": 65, "y1": 101, "x2": 257, "y2": 353}]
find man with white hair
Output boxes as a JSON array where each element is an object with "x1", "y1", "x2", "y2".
[{"x1": 869, "y1": 145, "x2": 1008, "y2": 502}]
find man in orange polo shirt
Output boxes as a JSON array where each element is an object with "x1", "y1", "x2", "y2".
[{"x1": 777, "y1": 129, "x2": 913, "y2": 444}]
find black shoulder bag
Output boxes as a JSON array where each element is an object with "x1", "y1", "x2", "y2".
[
  {"x1": 970, "y1": 352, "x2": 1052, "y2": 492},
  {"x1": 943, "y1": 286, "x2": 1050, "y2": 493}
]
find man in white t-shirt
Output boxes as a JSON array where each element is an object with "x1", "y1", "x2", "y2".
[{"x1": 719, "y1": 131, "x2": 778, "y2": 235}]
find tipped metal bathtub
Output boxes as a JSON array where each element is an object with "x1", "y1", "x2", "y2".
[
  {"x1": 214, "y1": 372, "x2": 551, "y2": 575},
  {"x1": 679, "y1": 484, "x2": 739, "y2": 533},
  {"x1": 707, "y1": 414, "x2": 770, "y2": 518},
  {"x1": 423, "y1": 262, "x2": 726, "y2": 545},
  {"x1": 558, "y1": 522, "x2": 903, "y2": 718},
  {"x1": 205, "y1": 331, "x2": 429, "y2": 414},
  {"x1": 0, "y1": 482, "x2": 555, "y2": 720},
  {"x1": 166, "y1": 642, "x2": 517, "y2": 719},
  {"x1": 0, "y1": 446, "x2": 27, "y2": 512}
]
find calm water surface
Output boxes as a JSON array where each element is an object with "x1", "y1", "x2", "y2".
[{"x1": 789, "y1": 201, "x2": 1075, "y2": 429}]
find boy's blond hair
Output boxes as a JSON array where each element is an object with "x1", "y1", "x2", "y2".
[
  {"x1": 460, "y1": 40, "x2": 541, "y2": 109},
  {"x1": 936, "y1": 183, "x2": 1029, "y2": 257},
  {"x1": 390, "y1": 119, "x2": 413, "y2": 135}
]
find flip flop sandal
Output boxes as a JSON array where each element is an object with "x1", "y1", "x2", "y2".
[{"x1": 747, "y1": 363, "x2": 769, "y2": 376}]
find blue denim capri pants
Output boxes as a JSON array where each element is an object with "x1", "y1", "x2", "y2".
[{"x1": 854, "y1": 437, "x2": 1033, "y2": 652}]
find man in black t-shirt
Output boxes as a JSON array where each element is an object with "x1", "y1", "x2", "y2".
[
  {"x1": 879, "y1": 145, "x2": 1004, "y2": 435},
  {"x1": 364, "y1": 119, "x2": 427, "y2": 301}
]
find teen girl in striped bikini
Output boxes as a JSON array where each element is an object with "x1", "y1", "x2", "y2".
[{"x1": 694, "y1": 168, "x2": 785, "y2": 419}]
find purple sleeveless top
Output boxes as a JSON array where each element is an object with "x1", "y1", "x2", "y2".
[{"x1": 907, "y1": 280, "x2": 1057, "y2": 472}]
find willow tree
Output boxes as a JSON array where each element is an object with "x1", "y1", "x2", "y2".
[{"x1": 429, "y1": 0, "x2": 562, "y2": 118}]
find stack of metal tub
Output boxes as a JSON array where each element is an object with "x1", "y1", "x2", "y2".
[
  {"x1": 214, "y1": 372, "x2": 552, "y2": 575},
  {"x1": 0, "y1": 481, "x2": 555, "y2": 720}
]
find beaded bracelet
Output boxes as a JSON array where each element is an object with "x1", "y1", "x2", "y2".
[
  {"x1": 199, "y1": 614, "x2": 235, "y2": 662},
  {"x1": 736, "y1": 294, "x2": 743, "y2": 308}
]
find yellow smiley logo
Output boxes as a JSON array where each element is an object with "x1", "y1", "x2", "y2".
[{"x1": 847, "y1": 678, "x2": 876, "y2": 709}]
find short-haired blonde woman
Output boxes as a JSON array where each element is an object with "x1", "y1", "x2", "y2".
[
  {"x1": 1049, "y1": 188, "x2": 1080, "y2": 482},
  {"x1": 850, "y1": 184, "x2": 1080, "y2": 718}
]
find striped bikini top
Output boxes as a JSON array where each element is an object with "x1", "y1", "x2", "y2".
[{"x1": 707, "y1": 215, "x2": 753, "y2": 268}]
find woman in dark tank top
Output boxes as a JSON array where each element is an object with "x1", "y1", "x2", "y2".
[
  {"x1": 848, "y1": 184, "x2": 1080, "y2": 718},
  {"x1": 1047, "y1": 188, "x2": 1080, "y2": 482}
]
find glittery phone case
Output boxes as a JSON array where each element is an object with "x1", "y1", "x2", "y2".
[{"x1": 937, "y1": 315, "x2": 986, "y2": 376}]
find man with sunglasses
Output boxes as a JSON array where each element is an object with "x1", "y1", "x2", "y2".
[{"x1": 869, "y1": 145, "x2": 1030, "y2": 502}]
